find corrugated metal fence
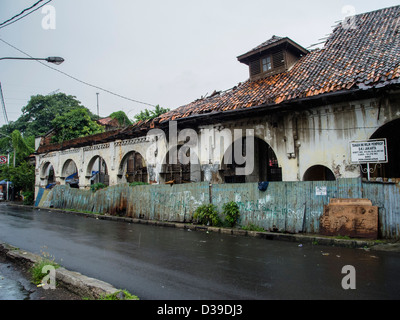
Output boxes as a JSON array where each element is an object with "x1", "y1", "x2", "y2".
[{"x1": 35, "y1": 178, "x2": 400, "y2": 239}]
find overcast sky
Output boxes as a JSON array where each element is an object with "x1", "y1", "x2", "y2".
[{"x1": 0, "y1": 0, "x2": 399, "y2": 125}]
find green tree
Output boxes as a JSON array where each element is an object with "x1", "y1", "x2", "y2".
[
  {"x1": 109, "y1": 111, "x2": 132, "y2": 126},
  {"x1": 51, "y1": 108, "x2": 104, "y2": 144},
  {"x1": 0, "y1": 161, "x2": 35, "y2": 192},
  {"x1": 0, "y1": 130, "x2": 34, "y2": 167},
  {"x1": 13, "y1": 93, "x2": 97, "y2": 138},
  {"x1": 134, "y1": 105, "x2": 170, "y2": 122}
]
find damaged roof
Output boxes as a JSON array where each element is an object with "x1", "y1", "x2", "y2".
[{"x1": 156, "y1": 5, "x2": 400, "y2": 123}]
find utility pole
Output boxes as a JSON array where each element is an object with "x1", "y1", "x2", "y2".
[
  {"x1": 96, "y1": 93, "x2": 100, "y2": 119},
  {"x1": 0, "y1": 82, "x2": 9, "y2": 125}
]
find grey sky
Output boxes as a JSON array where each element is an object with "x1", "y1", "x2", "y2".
[{"x1": 0, "y1": 0, "x2": 399, "y2": 125}]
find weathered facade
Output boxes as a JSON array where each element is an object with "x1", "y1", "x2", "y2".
[{"x1": 35, "y1": 6, "x2": 400, "y2": 196}]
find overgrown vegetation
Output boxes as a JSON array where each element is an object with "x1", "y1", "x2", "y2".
[
  {"x1": 193, "y1": 202, "x2": 242, "y2": 228},
  {"x1": 90, "y1": 183, "x2": 108, "y2": 192},
  {"x1": 222, "y1": 202, "x2": 240, "y2": 227},
  {"x1": 29, "y1": 248, "x2": 60, "y2": 285},
  {"x1": 98, "y1": 290, "x2": 139, "y2": 300},
  {"x1": 129, "y1": 181, "x2": 149, "y2": 187},
  {"x1": 22, "y1": 190, "x2": 35, "y2": 205},
  {"x1": 193, "y1": 204, "x2": 222, "y2": 227},
  {"x1": 110, "y1": 111, "x2": 132, "y2": 126},
  {"x1": 133, "y1": 105, "x2": 170, "y2": 122}
]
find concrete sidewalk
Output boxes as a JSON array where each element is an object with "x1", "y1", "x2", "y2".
[{"x1": 0, "y1": 242, "x2": 120, "y2": 300}]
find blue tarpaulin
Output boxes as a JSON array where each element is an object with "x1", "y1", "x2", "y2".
[{"x1": 66, "y1": 172, "x2": 78, "y2": 180}]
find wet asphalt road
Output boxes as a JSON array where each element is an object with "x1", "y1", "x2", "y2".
[
  {"x1": 0, "y1": 203, "x2": 400, "y2": 300},
  {"x1": 0, "y1": 255, "x2": 33, "y2": 300}
]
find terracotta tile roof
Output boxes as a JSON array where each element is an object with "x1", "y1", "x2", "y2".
[
  {"x1": 244, "y1": 35, "x2": 285, "y2": 54},
  {"x1": 156, "y1": 5, "x2": 400, "y2": 124},
  {"x1": 97, "y1": 117, "x2": 120, "y2": 127}
]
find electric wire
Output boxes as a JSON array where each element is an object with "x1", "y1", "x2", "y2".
[
  {"x1": 0, "y1": 37, "x2": 156, "y2": 107},
  {"x1": 0, "y1": 0, "x2": 52, "y2": 30}
]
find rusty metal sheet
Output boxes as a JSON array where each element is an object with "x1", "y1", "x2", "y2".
[
  {"x1": 36, "y1": 178, "x2": 400, "y2": 239},
  {"x1": 362, "y1": 182, "x2": 400, "y2": 239}
]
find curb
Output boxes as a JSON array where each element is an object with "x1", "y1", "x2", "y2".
[{"x1": 0, "y1": 241, "x2": 119, "y2": 300}]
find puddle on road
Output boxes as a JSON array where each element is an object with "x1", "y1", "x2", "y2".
[{"x1": 0, "y1": 258, "x2": 34, "y2": 300}]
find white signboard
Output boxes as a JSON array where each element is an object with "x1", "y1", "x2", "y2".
[
  {"x1": 315, "y1": 186, "x2": 327, "y2": 196},
  {"x1": 350, "y1": 139, "x2": 388, "y2": 164}
]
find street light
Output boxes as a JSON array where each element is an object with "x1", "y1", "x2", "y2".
[{"x1": 0, "y1": 56, "x2": 64, "y2": 65}]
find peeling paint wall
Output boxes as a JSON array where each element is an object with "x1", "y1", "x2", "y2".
[{"x1": 35, "y1": 92, "x2": 400, "y2": 194}]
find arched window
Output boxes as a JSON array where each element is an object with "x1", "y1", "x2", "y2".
[
  {"x1": 303, "y1": 165, "x2": 335, "y2": 181},
  {"x1": 119, "y1": 151, "x2": 148, "y2": 183},
  {"x1": 87, "y1": 156, "x2": 109, "y2": 186},
  {"x1": 365, "y1": 119, "x2": 400, "y2": 179},
  {"x1": 61, "y1": 160, "x2": 79, "y2": 188},
  {"x1": 40, "y1": 162, "x2": 55, "y2": 187},
  {"x1": 221, "y1": 137, "x2": 282, "y2": 183}
]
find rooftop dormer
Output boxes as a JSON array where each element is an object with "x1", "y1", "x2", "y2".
[{"x1": 237, "y1": 36, "x2": 309, "y2": 81}]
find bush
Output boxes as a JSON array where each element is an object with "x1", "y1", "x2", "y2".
[
  {"x1": 193, "y1": 204, "x2": 221, "y2": 226},
  {"x1": 222, "y1": 202, "x2": 240, "y2": 227},
  {"x1": 129, "y1": 181, "x2": 149, "y2": 187},
  {"x1": 90, "y1": 183, "x2": 107, "y2": 192},
  {"x1": 22, "y1": 191, "x2": 35, "y2": 205}
]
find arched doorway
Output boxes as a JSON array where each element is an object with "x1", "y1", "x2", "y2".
[
  {"x1": 87, "y1": 156, "x2": 109, "y2": 186},
  {"x1": 40, "y1": 162, "x2": 55, "y2": 188},
  {"x1": 61, "y1": 159, "x2": 79, "y2": 188},
  {"x1": 303, "y1": 165, "x2": 336, "y2": 181},
  {"x1": 119, "y1": 151, "x2": 148, "y2": 183},
  {"x1": 363, "y1": 119, "x2": 400, "y2": 179},
  {"x1": 221, "y1": 137, "x2": 282, "y2": 183}
]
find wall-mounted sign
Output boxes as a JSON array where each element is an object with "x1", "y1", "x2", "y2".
[
  {"x1": 0, "y1": 155, "x2": 7, "y2": 165},
  {"x1": 350, "y1": 139, "x2": 388, "y2": 164},
  {"x1": 315, "y1": 186, "x2": 327, "y2": 196}
]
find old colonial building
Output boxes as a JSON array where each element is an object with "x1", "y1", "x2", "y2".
[{"x1": 35, "y1": 6, "x2": 400, "y2": 196}]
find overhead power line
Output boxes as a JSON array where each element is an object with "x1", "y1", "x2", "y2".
[
  {"x1": 0, "y1": 37, "x2": 156, "y2": 108},
  {"x1": 0, "y1": 0, "x2": 53, "y2": 30}
]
